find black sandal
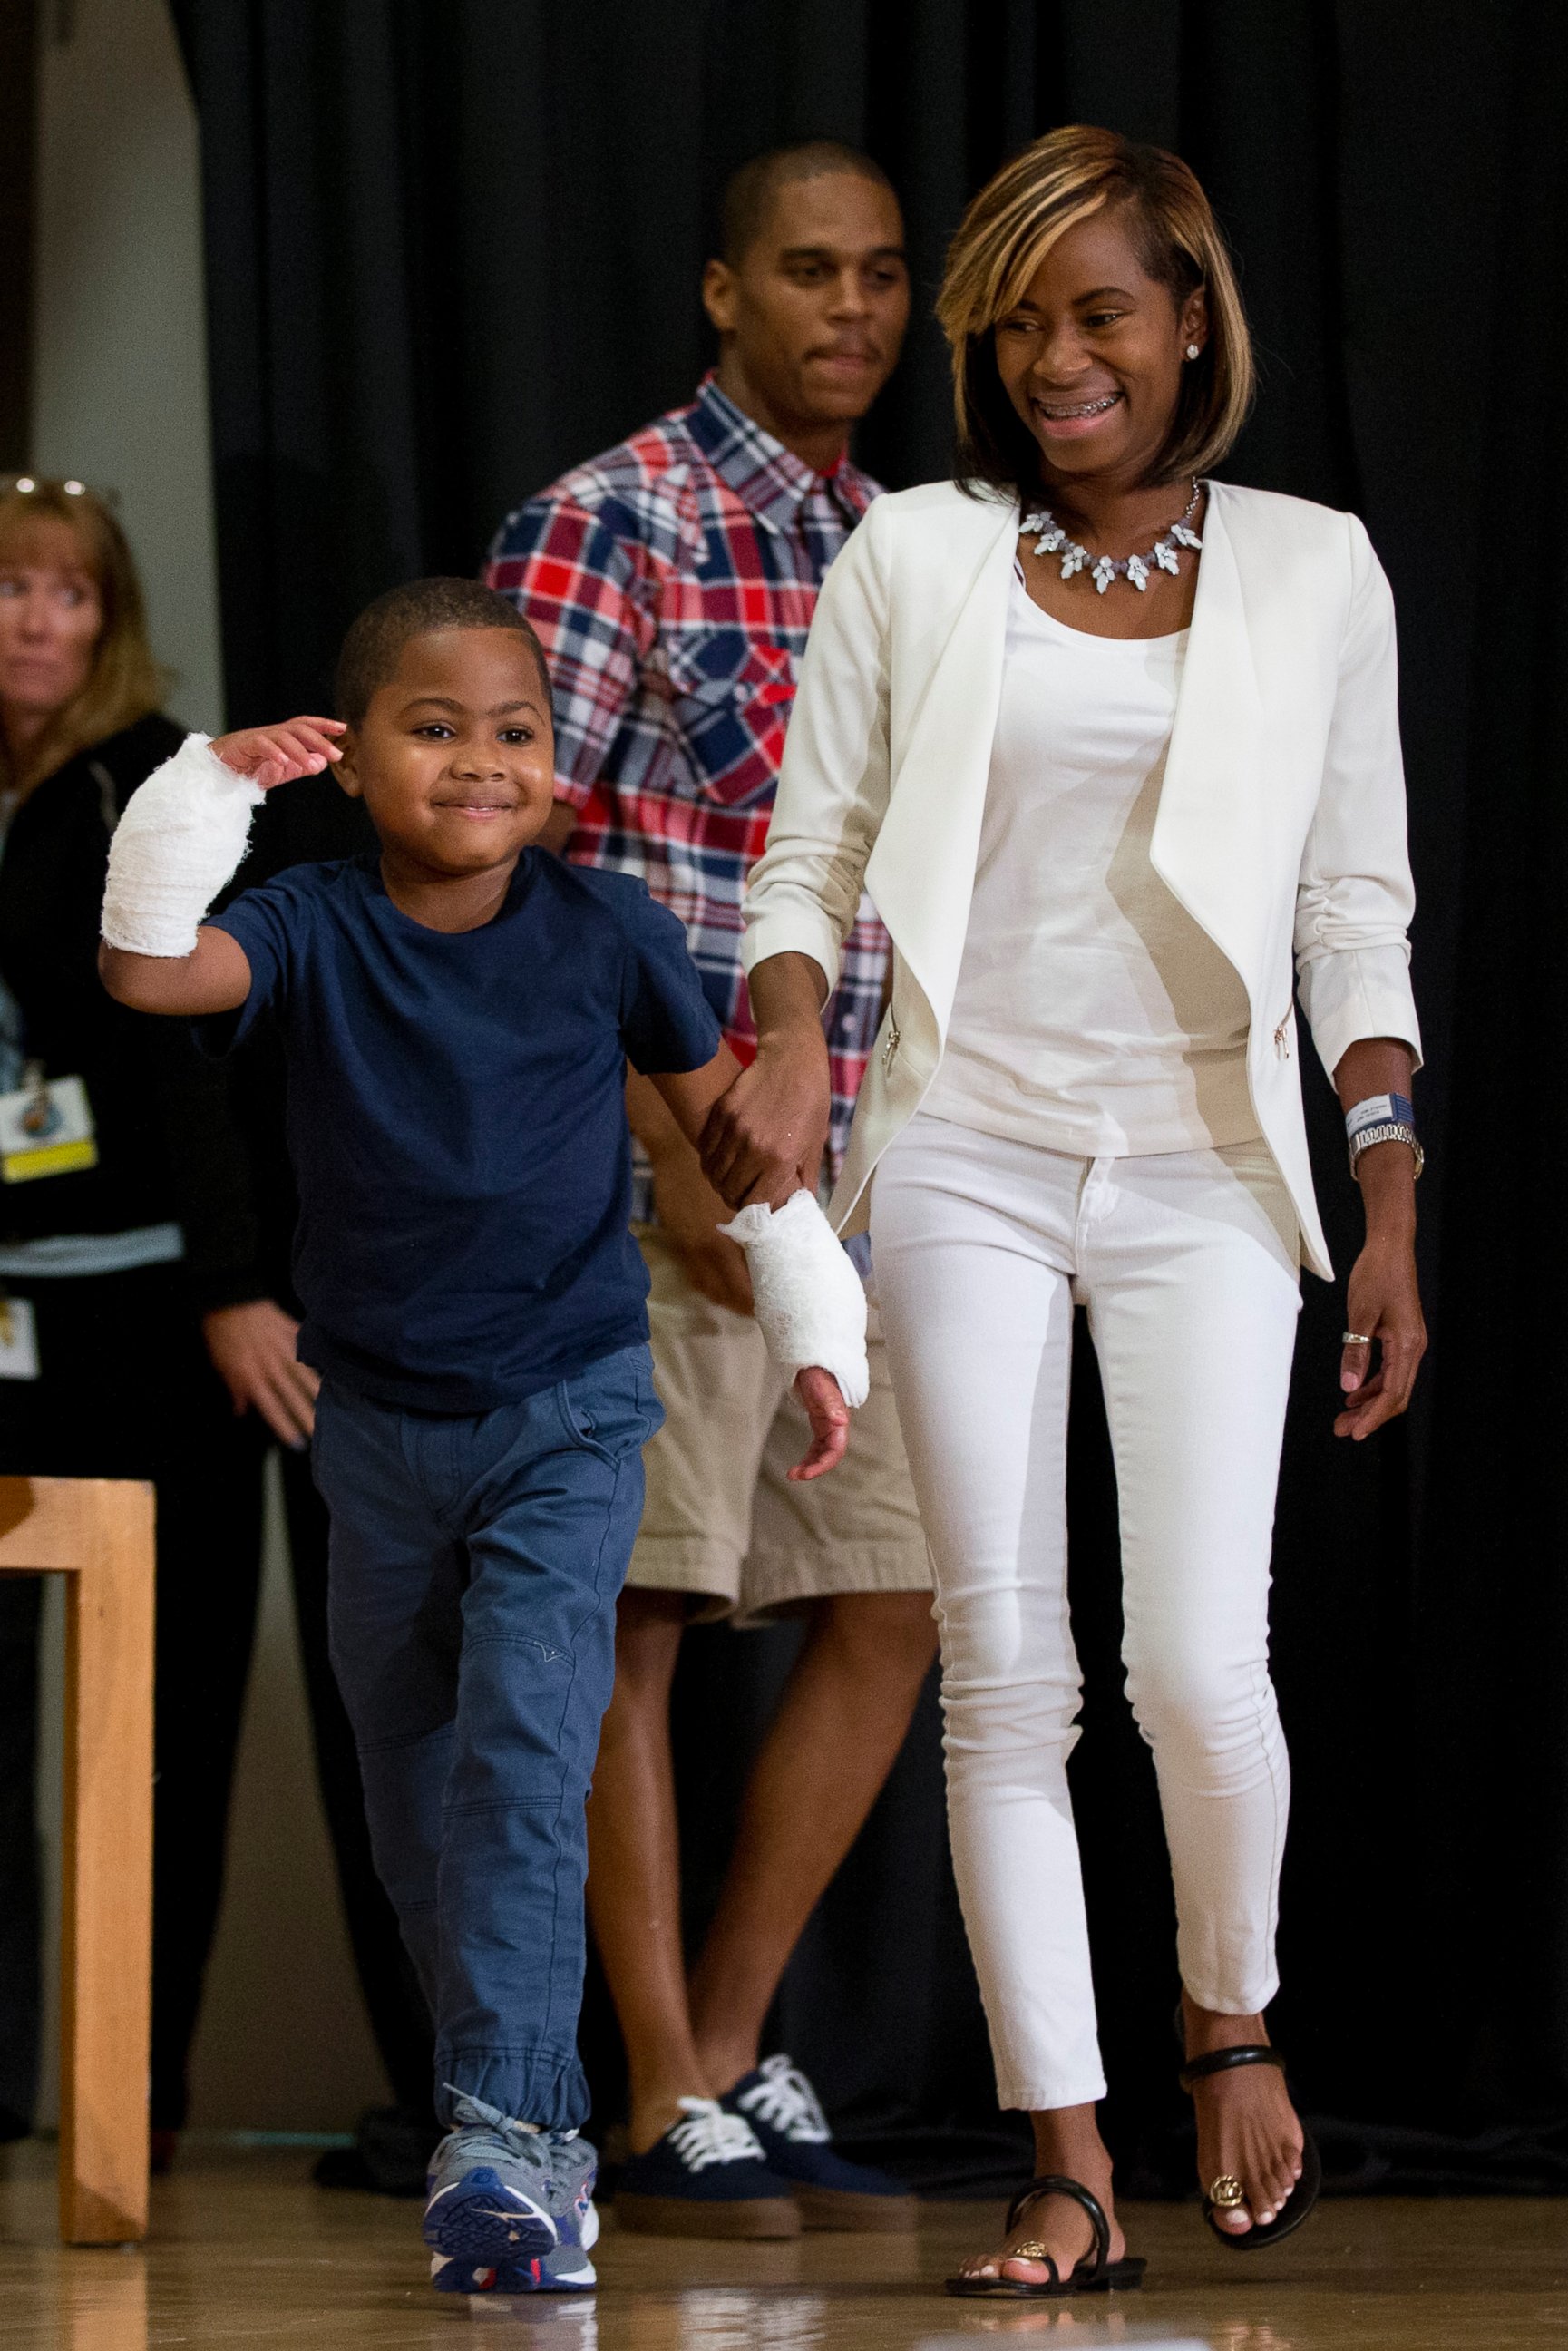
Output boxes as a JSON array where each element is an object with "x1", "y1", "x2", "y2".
[
  {"x1": 945, "y1": 2172, "x2": 1147, "y2": 2298},
  {"x1": 1178, "y1": 2044, "x2": 1323, "y2": 2249}
]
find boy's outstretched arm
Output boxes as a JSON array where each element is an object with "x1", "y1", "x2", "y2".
[
  {"x1": 99, "y1": 717, "x2": 344, "y2": 1017},
  {"x1": 649, "y1": 1044, "x2": 853, "y2": 1482},
  {"x1": 100, "y1": 926, "x2": 254, "y2": 1017}
]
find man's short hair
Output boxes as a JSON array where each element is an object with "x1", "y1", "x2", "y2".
[
  {"x1": 336, "y1": 578, "x2": 550, "y2": 727},
  {"x1": 718, "y1": 141, "x2": 898, "y2": 268}
]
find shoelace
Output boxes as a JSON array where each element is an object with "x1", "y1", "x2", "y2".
[
  {"x1": 736, "y1": 2055, "x2": 831, "y2": 2145},
  {"x1": 446, "y1": 2123, "x2": 546, "y2": 2173},
  {"x1": 667, "y1": 2096, "x2": 765, "y2": 2171},
  {"x1": 442, "y1": 2089, "x2": 582, "y2": 2190}
]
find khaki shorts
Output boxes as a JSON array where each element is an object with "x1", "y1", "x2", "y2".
[{"x1": 628, "y1": 1222, "x2": 930, "y2": 1623}]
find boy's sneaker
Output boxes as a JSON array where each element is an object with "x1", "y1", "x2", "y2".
[
  {"x1": 612, "y1": 2096, "x2": 799, "y2": 2238},
  {"x1": 424, "y1": 2092, "x2": 599, "y2": 2294},
  {"x1": 430, "y1": 2239, "x2": 598, "y2": 2297},
  {"x1": 722, "y1": 2055, "x2": 918, "y2": 2230}
]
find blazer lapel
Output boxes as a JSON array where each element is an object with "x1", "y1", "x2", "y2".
[
  {"x1": 863, "y1": 483, "x2": 1268, "y2": 1056},
  {"x1": 1149, "y1": 484, "x2": 1268, "y2": 991},
  {"x1": 865, "y1": 495, "x2": 1018, "y2": 1045}
]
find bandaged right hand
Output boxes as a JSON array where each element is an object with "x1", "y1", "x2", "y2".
[
  {"x1": 211, "y1": 715, "x2": 345, "y2": 789},
  {"x1": 102, "y1": 717, "x2": 348, "y2": 960}
]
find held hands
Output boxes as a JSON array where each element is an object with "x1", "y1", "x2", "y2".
[
  {"x1": 700, "y1": 1029, "x2": 832, "y2": 1209},
  {"x1": 211, "y1": 716, "x2": 345, "y2": 791},
  {"x1": 641, "y1": 1039, "x2": 852, "y2": 1478}
]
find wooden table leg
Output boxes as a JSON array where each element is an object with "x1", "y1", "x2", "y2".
[
  {"x1": 0, "y1": 1477, "x2": 156, "y2": 2245},
  {"x1": 59, "y1": 1481, "x2": 156, "y2": 2245}
]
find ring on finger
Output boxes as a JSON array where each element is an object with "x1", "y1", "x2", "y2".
[{"x1": 1341, "y1": 1331, "x2": 1374, "y2": 1347}]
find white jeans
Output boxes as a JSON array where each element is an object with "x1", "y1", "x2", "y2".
[{"x1": 870, "y1": 1114, "x2": 1302, "y2": 2112}]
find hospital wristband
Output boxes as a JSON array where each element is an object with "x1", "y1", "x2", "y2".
[{"x1": 1344, "y1": 1092, "x2": 1415, "y2": 1146}]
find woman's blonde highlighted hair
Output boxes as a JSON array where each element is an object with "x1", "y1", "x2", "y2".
[
  {"x1": 937, "y1": 125, "x2": 1255, "y2": 498},
  {"x1": 0, "y1": 478, "x2": 164, "y2": 796}
]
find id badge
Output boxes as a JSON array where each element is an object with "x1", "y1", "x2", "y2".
[
  {"x1": 0, "y1": 1294, "x2": 40, "y2": 1380},
  {"x1": 0, "y1": 1068, "x2": 98, "y2": 1184}
]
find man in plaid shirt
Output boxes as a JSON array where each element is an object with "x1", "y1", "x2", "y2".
[{"x1": 486, "y1": 143, "x2": 934, "y2": 2236}]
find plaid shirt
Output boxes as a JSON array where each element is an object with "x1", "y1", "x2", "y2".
[{"x1": 485, "y1": 374, "x2": 890, "y2": 1206}]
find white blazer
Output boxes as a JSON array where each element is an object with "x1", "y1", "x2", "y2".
[{"x1": 741, "y1": 477, "x2": 1420, "y2": 1280}]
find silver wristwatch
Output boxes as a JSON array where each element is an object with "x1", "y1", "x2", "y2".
[{"x1": 1348, "y1": 1121, "x2": 1424, "y2": 1180}]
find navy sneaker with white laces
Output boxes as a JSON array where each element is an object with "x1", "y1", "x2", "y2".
[
  {"x1": 723, "y1": 2055, "x2": 918, "y2": 2230},
  {"x1": 424, "y1": 2091, "x2": 599, "y2": 2294},
  {"x1": 612, "y1": 2096, "x2": 800, "y2": 2238}
]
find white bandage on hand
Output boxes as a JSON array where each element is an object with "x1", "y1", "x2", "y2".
[
  {"x1": 101, "y1": 732, "x2": 265, "y2": 957},
  {"x1": 718, "y1": 1188, "x2": 870, "y2": 1410}
]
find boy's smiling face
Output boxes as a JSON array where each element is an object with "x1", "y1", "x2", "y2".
[{"x1": 337, "y1": 625, "x2": 556, "y2": 882}]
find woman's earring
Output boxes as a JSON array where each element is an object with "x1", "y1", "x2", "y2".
[{"x1": 1185, "y1": 342, "x2": 1201, "y2": 360}]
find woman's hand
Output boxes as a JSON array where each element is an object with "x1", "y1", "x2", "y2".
[
  {"x1": 1331, "y1": 1039, "x2": 1426, "y2": 1441},
  {"x1": 202, "y1": 1298, "x2": 321, "y2": 1448},
  {"x1": 700, "y1": 950, "x2": 833, "y2": 1209},
  {"x1": 700, "y1": 1030, "x2": 832, "y2": 1210},
  {"x1": 1334, "y1": 1215, "x2": 1426, "y2": 1441},
  {"x1": 788, "y1": 1366, "x2": 851, "y2": 1481},
  {"x1": 211, "y1": 716, "x2": 345, "y2": 790}
]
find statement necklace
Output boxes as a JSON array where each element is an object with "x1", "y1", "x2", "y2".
[{"x1": 1019, "y1": 480, "x2": 1203, "y2": 594}]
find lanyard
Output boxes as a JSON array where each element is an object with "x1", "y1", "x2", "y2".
[{"x1": 0, "y1": 792, "x2": 24, "y2": 1095}]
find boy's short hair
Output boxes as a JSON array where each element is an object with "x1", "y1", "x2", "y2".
[{"x1": 336, "y1": 578, "x2": 550, "y2": 727}]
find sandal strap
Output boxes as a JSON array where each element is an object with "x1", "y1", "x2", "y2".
[
  {"x1": 1003, "y1": 2173, "x2": 1111, "y2": 2280},
  {"x1": 1179, "y1": 2043, "x2": 1287, "y2": 2092}
]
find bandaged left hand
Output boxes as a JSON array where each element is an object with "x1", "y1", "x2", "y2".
[
  {"x1": 790, "y1": 1366, "x2": 851, "y2": 1482},
  {"x1": 718, "y1": 1189, "x2": 868, "y2": 1479}
]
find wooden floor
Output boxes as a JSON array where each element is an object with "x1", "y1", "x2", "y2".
[{"x1": 2, "y1": 2142, "x2": 1566, "y2": 2349}]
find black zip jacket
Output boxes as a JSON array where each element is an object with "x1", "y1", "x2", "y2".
[{"x1": 0, "y1": 711, "x2": 267, "y2": 1313}]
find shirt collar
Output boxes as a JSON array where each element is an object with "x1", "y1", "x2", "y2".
[{"x1": 687, "y1": 372, "x2": 873, "y2": 532}]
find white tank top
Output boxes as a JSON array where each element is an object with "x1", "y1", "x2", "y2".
[{"x1": 921, "y1": 571, "x2": 1259, "y2": 1156}]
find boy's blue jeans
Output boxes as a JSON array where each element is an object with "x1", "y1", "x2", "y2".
[{"x1": 312, "y1": 1343, "x2": 662, "y2": 2132}]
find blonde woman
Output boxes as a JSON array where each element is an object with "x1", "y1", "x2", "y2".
[
  {"x1": 701, "y1": 128, "x2": 1424, "y2": 2295},
  {"x1": 0, "y1": 476, "x2": 318, "y2": 2149}
]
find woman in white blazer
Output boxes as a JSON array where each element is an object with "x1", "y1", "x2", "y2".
[{"x1": 702, "y1": 127, "x2": 1425, "y2": 2297}]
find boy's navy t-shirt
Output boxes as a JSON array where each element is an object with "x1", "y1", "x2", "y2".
[{"x1": 204, "y1": 850, "x2": 721, "y2": 1413}]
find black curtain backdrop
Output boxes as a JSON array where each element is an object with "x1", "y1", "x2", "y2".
[{"x1": 169, "y1": 0, "x2": 1568, "y2": 2192}]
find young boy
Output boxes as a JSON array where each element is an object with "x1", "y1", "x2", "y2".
[{"x1": 99, "y1": 578, "x2": 857, "y2": 2296}]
